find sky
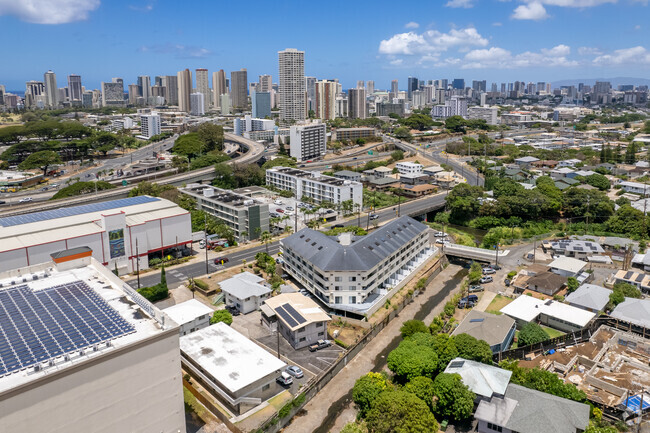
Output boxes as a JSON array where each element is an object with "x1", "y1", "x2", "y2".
[{"x1": 1, "y1": 0, "x2": 649, "y2": 91}]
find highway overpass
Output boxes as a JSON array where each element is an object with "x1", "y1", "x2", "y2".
[{"x1": 442, "y1": 243, "x2": 509, "y2": 263}]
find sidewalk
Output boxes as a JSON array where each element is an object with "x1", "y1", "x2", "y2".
[
  {"x1": 283, "y1": 264, "x2": 464, "y2": 433},
  {"x1": 474, "y1": 291, "x2": 497, "y2": 312}
]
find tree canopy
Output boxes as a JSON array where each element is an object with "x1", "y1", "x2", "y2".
[
  {"x1": 400, "y1": 320, "x2": 429, "y2": 339},
  {"x1": 352, "y1": 372, "x2": 389, "y2": 417},
  {"x1": 518, "y1": 322, "x2": 549, "y2": 347},
  {"x1": 365, "y1": 390, "x2": 439, "y2": 433},
  {"x1": 18, "y1": 150, "x2": 62, "y2": 175},
  {"x1": 431, "y1": 373, "x2": 476, "y2": 420}
]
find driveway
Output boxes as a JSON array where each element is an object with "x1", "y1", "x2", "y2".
[{"x1": 256, "y1": 333, "x2": 344, "y2": 377}]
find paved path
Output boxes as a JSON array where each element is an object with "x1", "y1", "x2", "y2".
[
  {"x1": 474, "y1": 291, "x2": 497, "y2": 312},
  {"x1": 282, "y1": 264, "x2": 464, "y2": 433}
]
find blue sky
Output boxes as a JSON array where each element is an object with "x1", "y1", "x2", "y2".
[{"x1": 1, "y1": 0, "x2": 649, "y2": 91}]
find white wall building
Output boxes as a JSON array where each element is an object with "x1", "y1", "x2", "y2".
[
  {"x1": 395, "y1": 161, "x2": 423, "y2": 175},
  {"x1": 233, "y1": 115, "x2": 275, "y2": 139},
  {"x1": 0, "y1": 252, "x2": 185, "y2": 433},
  {"x1": 190, "y1": 92, "x2": 205, "y2": 116},
  {"x1": 0, "y1": 196, "x2": 191, "y2": 274},
  {"x1": 263, "y1": 293, "x2": 331, "y2": 349},
  {"x1": 468, "y1": 106, "x2": 498, "y2": 125},
  {"x1": 278, "y1": 48, "x2": 306, "y2": 122},
  {"x1": 432, "y1": 96, "x2": 467, "y2": 119},
  {"x1": 219, "y1": 272, "x2": 271, "y2": 314},
  {"x1": 163, "y1": 299, "x2": 214, "y2": 336},
  {"x1": 289, "y1": 122, "x2": 327, "y2": 162},
  {"x1": 281, "y1": 216, "x2": 433, "y2": 314},
  {"x1": 266, "y1": 166, "x2": 362, "y2": 206},
  {"x1": 140, "y1": 112, "x2": 161, "y2": 139}
]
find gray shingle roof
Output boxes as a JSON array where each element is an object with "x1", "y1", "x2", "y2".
[
  {"x1": 280, "y1": 216, "x2": 428, "y2": 272},
  {"x1": 565, "y1": 284, "x2": 611, "y2": 312},
  {"x1": 218, "y1": 272, "x2": 271, "y2": 299},
  {"x1": 475, "y1": 383, "x2": 590, "y2": 433},
  {"x1": 451, "y1": 310, "x2": 515, "y2": 348},
  {"x1": 611, "y1": 298, "x2": 650, "y2": 328}
]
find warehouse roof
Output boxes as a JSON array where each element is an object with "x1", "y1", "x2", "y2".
[
  {"x1": 281, "y1": 216, "x2": 428, "y2": 272},
  {"x1": 451, "y1": 310, "x2": 515, "y2": 348}
]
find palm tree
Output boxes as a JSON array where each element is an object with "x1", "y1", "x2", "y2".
[{"x1": 261, "y1": 231, "x2": 272, "y2": 254}]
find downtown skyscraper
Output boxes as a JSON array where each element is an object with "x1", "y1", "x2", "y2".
[
  {"x1": 212, "y1": 69, "x2": 227, "y2": 109},
  {"x1": 177, "y1": 68, "x2": 192, "y2": 112},
  {"x1": 278, "y1": 48, "x2": 306, "y2": 122},
  {"x1": 67, "y1": 74, "x2": 82, "y2": 103},
  {"x1": 195, "y1": 68, "x2": 210, "y2": 111},
  {"x1": 230, "y1": 69, "x2": 248, "y2": 109},
  {"x1": 43, "y1": 70, "x2": 58, "y2": 108}
]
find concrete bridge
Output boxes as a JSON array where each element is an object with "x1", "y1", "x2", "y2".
[{"x1": 442, "y1": 243, "x2": 509, "y2": 263}]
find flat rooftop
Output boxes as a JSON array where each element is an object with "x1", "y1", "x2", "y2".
[
  {"x1": 181, "y1": 184, "x2": 264, "y2": 209},
  {"x1": 268, "y1": 166, "x2": 359, "y2": 187},
  {"x1": 500, "y1": 295, "x2": 595, "y2": 327},
  {"x1": 163, "y1": 299, "x2": 214, "y2": 326},
  {"x1": 0, "y1": 258, "x2": 169, "y2": 393},
  {"x1": 180, "y1": 322, "x2": 286, "y2": 393}
]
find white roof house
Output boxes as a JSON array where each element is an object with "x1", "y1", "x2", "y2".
[
  {"x1": 180, "y1": 322, "x2": 286, "y2": 395},
  {"x1": 163, "y1": 299, "x2": 214, "y2": 335},
  {"x1": 549, "y1": 256, "x2": 587, "y2": 277},
  {"x1": 500, "y1": 295, "x2": 595, "y2": 329},
  {"x1": 218, "y1": 272, "x2": 272, "y2": 314},
  {"x1": 444, "y1": 358, "x2": 512, "y2": 399}
]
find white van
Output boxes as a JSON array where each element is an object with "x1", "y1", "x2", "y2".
[{"x1": 276, "y1": 372, "x2": 293, "y2": 386}]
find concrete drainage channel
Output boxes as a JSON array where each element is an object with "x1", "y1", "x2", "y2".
[{"x1": 253, "y1": 259, "x2": 466, "y2": 433}]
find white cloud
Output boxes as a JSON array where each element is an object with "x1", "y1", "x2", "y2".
[
  {"x1": 538, "y1": 0, "x2": 615, "y2": 6},
  {"x1": 379, "y1": 27, "x2": 488, "y2": 55},
  {"x1": 593, "y1": 46, "x2": 650, "y2": 65},
  {"x1": 460, "y1": 44, "x2": 578, "y2": 68},
  {"x1": 445, "y1": 0, "x2": 476, "y2": 7},
  {"x1": 404, "y1": 21, "x2": 419, "y2": 29},
  {"x1": 492, "y1": 22, "x2": 503, "y2": 26},
  {"x1": 390, "y1": 59, "x2": 404, "y2": 66},
  {"x1": 0, "y1": 0, "x2": 100, "y2": 24},
  {"x1": 511, "y1": 2, "x2": 549, "y2": 19},
  {"x1": 578, "y1": 46, "x2": 603, "y2": 55}
]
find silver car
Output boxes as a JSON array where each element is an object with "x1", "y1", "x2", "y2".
[{"x1": 286, "y1": 365, "x2": 304, "y2": 378}]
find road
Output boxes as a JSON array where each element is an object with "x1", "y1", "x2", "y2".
[{"x1": 129, "y1": 192, "x2": 448, "y2": 289}]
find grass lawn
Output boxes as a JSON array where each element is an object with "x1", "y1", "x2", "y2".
[
  {"x1": 486, "y1": 294, "x2": 513, "y2": 315},
  {"x1": 541, "y1": 325, "x2": 565, "y2": 339}
]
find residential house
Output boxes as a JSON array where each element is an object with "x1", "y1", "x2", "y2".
[
  {"x1": 550, "y1": 167, "x2": 575, "y2": 179},
  {"x1": 163, "y1": 299, "x2": 214, "y2": 336},
  {"x1": 500, "y1": 295, "x2": 595, "y2": 333},
  {"x1": 542, "y1": 239, "x2": 604, "y2": 260},
  {"x1": 475, "y1": 383, "x2": 590, "y2": 433},
  {"x1": 444, "y1": 358, "x2": 512, "y2": 400},
  {"x1": 262, "y1": 293, "x2": 331, "y2": 349},
  {"x1": 564, "y1": 284, "x2": 612, "y2": 313},
  {"x1": 610, "y1": 297, "x2": 650, "y2": 329},
  {"x1": 619, "y1": 181, "x2": 649, "y2": 196},
  {"x1": 514, "y1": 156, "x2": 540, "y2": 167},
  {"x1": 531, "y1": 160, "x2": 559, "y2": 169},
  {"x1": 513, "y1": 264, "x2": 566, "y2": 296},
  {"x1": 333, "y1": 170, "x2": 361, "y2": 182},
  {"x1": 612, "y1": 269, "x2": 650, "y2": 294},
  {"x1": 219, "y1": 272, "x2": 272, "y2": 314},
  {"x1": 451, "y1": 310, "x2": 516, "y2": 353},
  {"x1": 559, "y1": 158, "x2": 582, "y2": 167},
  {"x1": 397, "y1": 184, "x2": 437, "y2": 198},
  {"x1": 549, "y1": 256, "x2": 587, "y2": 277}
]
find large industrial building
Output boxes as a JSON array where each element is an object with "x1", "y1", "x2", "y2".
[
  {"x1": 179, "y1": 184, "x2": 269, "y2": 240},
  {"x1": 280, "y1": 216, "x2": 434, "y2": 315},
  {"x1": 265, "y1": 166, "x2": 363, "y2": 207},
  {"x1": 0, "y1": 196, "x2": 191, "y2": 274},
  {"x1": 0, "y1": 249, "x2": 185, "y2": 433}
]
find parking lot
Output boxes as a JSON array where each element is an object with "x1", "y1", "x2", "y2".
[
  {"x1": 269, "y1": 197, "x2": 338, "y2": 232},
  {"x1": 231, "y1": 309, "x2": 345, "y2": 393}
]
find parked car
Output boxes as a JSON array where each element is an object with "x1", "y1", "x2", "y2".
[
  {"x1": 482, "y1": 268, "x2": 496, "y2": 275},
  {"x1": 457, "y1": 299, "x2": 475, "y2": 309},
  {"x1": 504, "y1": 279, "x2": 511, "y2": 287},
  {"x1": 434, "y1": 231, "x2": 448, "y2": 237},
  {"x1": 479, "y1": 276, "x2": 493, "y2": 284},
  {"x1": 18, "y1": 197, "x2": 33, "y2": 203},
  {"x1": 309, "y1": 339, "x2": 332, "y2": 352},
  {"x1": 286, "y1": 366, "x2": 304, "y2": 378},
  {"x1": 332, "y1": 224, "x2": 344, "y2": 229},
  {"x1": 225, "y1": 305, "x2": 240, "y2": 316},
  {"x1": 276, "y1": 372, "x2": 293, "y2": 386},
  {"x1": 214, "y1": 257, "x2": 229, "y2": 265},
  {"x1": 286, "y1": 206, "x2": 294, "y2": 211},
  {"x1": 276, "y1": 208, "x2": 285, "y2": 213},
  {"x1": 468, "y1": 285, "x2": 484, "y2": 293},
  {"x1": 0, "y1": 200, "x2": 6, "y2": 205},
  {"x1": 462, "y1": 294, "x2": 479, "y2": 303},
  {"x1": 487, "y1": 264, "x2": 502, "y2": 270},
  {"x1": 274, "y1": 200, "x2": 284, "y2": 205}
]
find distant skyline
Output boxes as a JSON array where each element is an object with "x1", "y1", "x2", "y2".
[{"x1": 1, "y1": 0, "x2": 649, "y2": 91}]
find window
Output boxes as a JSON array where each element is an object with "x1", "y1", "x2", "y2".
[
  {"x1": 335, "y1": 296, "x2": 343, "y2": 304},
  {"x1": 299, "y1": 337, "x2": 306, "y2": 342},
  {"x1": 335, "y1": 276, "x2": 342, "y2": 282},
  {"x1": 349, "y1": 276, "x2": 356, "y2": 282},
  {"x1": 318, "y1": 332, "x2": 325, "y2": 337},
  {"x1": 298, "y1": 327, "x2": 305, "y2": 333},
  {"x1": 487, "y1": 423, "x2": 503, "y2": 432},
  {"x1": 316, "y1": 322, "x2": 323, "y2": 327},
  {"x1": 262, "y1": 384, "x2": 270, "y2": 391},
  {"x1": 349, "y1": 286, "x2": 356, "y2": 291},
  {"x1": 349, "y1": 296, "x2": 357, "y2": 304},
  {"x1": 335, "y1": 286, "x2": 342, "y2": 291}
]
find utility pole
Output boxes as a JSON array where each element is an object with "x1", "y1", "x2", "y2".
[
  {"x1": 586, "y1": 196, "x2": 591, "y2": 234},
  {"x1": 495, "y1": 243, "x2": 499, "y2": 267},
  {"x1": 135, "y1": 239, "x2": 140, "y2": 289},
  {"x1": 205, "y1": 218, "x2": 209, "y2": 275}
]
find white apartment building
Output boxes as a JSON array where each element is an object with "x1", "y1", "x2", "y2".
[
  {"x1": 395, "y1": 161, "x2": 423, "y2": 175},
  {"x1": 468, "y1": 106, "x2": 498, "y2": 125},
  {"x1": 233, "y1": 115, "x2": 275, "y2": 139},
  {"x1": 431, "y1": 96, "x2": 468, "y2": 119},
  {"x1": 140, "y1": 112, "x2": 161, "y2": 138},
  {"x1": 620, "y1": 181, "x2": 649, "y2": 196},
  {"x1": 266, "y1": 166, "x2": 362, "y2": 207},
  {"x1": 289, "y1": 122, "x2": 327, "y2": 162},
  {"x1": 110, "y1": 117, "x2": 133, "y2": 131},
  {"x1": 280, "y1": 216, "x2": 432, "y2": 314},
  {"x1": 190, "y1": 92, "x2": 205, "y2": 116},
  {"x1": 278, "y1": 48, "x2": 306, "y2": 122}
]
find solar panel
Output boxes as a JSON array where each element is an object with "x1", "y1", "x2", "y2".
[
  {"x1": 469, "y1": 318, "x2": 484, "y2": 323},
  {"x1": 275, "y1": 306, "x2": 298, "y2": 328},
  {"x1": 625, "y1": 271, "x2": 634, "y2": 279},
  {"x1": 0, "y1": 196, "x2": 160, "y2": 227},
  {"x1": 282, "y1": 303, "x2": 306, "y2": 325},
  {"x1": 0, "y1": 281, "x2": 135, "y2": 376},
  {"x1": 636, "y1": 274, "x2": 644, "y2": 283},
  {"x1": 449, "y1": 360, "x2": 465, "y2": 369}
]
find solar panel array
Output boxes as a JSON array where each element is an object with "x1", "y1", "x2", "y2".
[
  {"x1": 275, "y1": 303, "x2": 307, "y2": 328},
  {"x1": 0, "y1": 196, "x2": 160, "y2": 227},
  {"x1": 0, "y1": 281, "x2": 135, "y2": 376}
]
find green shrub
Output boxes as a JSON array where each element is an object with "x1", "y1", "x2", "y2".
[
  {"x1": 507, "y1": 271, "x2": 517, "y2": 278},
  {"x1": 194, "y1": 279, "x2": 209, "y2": 291},
  {"x1": 293, "y1": 393, "x2": 306, "y2": 407},
  {"x1": 334, "y1": 339, "x2": 349, "y2": 348},
  {"x1": 279, "y1": 402, "x2": 293, "y2": 418},
  {"x1": 137, "y1": 283, "x2": 168, "y2": 303},
  {"x1": 210, "y1": 310, "x2": 233, "y2": 325},
  {"x1": 149, "y1": 258, "x2": 162, "y2": 267}
]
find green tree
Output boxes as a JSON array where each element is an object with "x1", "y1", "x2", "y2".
[
  {"x1": 160, "y1": 264, "x2": 167, "y2": 288},
  {"x1": 432, "y1": 373, "x2": 475, "y2": 420},
  {"x1": 567, "y1": 277, "x2": 580, "y2": 293},
  {"x1": 51, "y1": 181, "x2": 116, "y2": 199},
  {"x1": 387, "y1": 338, "x2": 439, "y2": 383},
  {"x1": 18, "y1": 150, "x2": 61, "y2": 176},
  {"x1": 210, "y1": 310, "x2": 233, "y2": 325},
  {"x1": 365, "y1": 390, "x2": 439, "y2": 433},
  {"x1": 390, "y1": 150, "x2": 405, "y2": 161},
  {"x1": 605, "y1": 205, "x2": 647, "y2": 238},
  {"x1": 172, "y1": 133, "x2": 205, "y2": 162},
  {"x1": 518, "y1": 322, "x2": 549, "y2": 346},
  {"x1": 260, "y1": 230, "x2": 272, "y2": 252},
  {"x1": 499, "y1": 360, "x2": 588, "y2": 403},
  {"x1": 213, "y1": 163, "x2": 235, "y2": 188},
  {"x1": 352, "y1": 372, "x2": 389, "y2": 417},
  {"x1": 404, "y1": 376, "x2": 436, "y2": 410},
  {"x1": 445, "y1": 116, "x2": 467, "y2": 133},
  {"x1": 468, "y1": 262, "x2": 483, "y2": 284},
  {"x1": 452, "y1": 333, "x2": 493, "y2": 364},
  {"x1": 584, "y1": 173, "x2": 610, "y2": 191},
  {"x1": 340, "y1": 422, "x2": 368, "y2": 433},
  {"x1": 196, "y1": 122, "x2": 224, "y2": 151},
  {"x1": 400, "y1": 320, "x2": 429, "y2": 339},
  {"x1": 393, "y1": 127, "x2": 412, "y2": 142}
]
